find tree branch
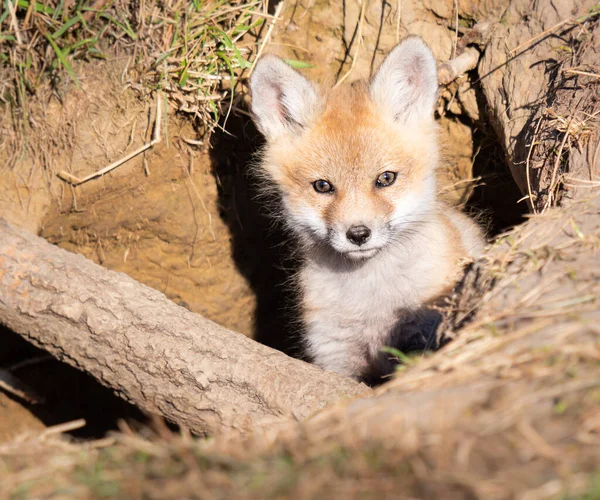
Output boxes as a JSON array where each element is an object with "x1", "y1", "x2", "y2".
[
  {"x1": 0, "y1": 219, "x2": 370, "y2": 435},
  {"x1": 438, "y1": 47, "x2": 481, "y2": 86}
]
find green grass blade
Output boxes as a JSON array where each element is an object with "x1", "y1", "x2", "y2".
[
  {"x1": 44, "y1": 33, "x2": 79, "y2": 86},
  {"x1": 100, "y1": 13, "x2": 138, "y2": 40},
  {"x1": 70, "y1": 37, "x2": 98, "y2": 51},
  {"x1": 233, "y1": 18, "x2": 264, "y2": 33},
  {"x1": 179, "y1": 59, "x2": 190, "y2": 87},
  {"x1": 211, "y1": 27, "x2": 251, "y2": 69},
  {"x1": 380, "y1": 346, "x2": 412, "y2": 364},
  {"x1": 284, "y1": 59, "x2": 316, "y2": 69},
  {"x1": 52, "y1": 13, "x2": 84, "y2": 40},
  {"x1": 16, "y1": 0, "x2": 54, "y2": 15}
]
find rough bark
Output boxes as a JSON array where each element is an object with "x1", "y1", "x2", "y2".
[
  {"x1": 478, "y1": 0, "x2": 600, "y2": 211},
  {"x1": 0, "y1": 219, "x2": 369, "y2": 436}
]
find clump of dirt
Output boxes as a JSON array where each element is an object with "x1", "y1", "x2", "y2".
[{"x1": 0, "y1": 393, "x2": 45, "y2": 443}]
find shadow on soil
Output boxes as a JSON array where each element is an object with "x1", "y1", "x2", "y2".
[{"x1": 208, "y1": 113, "x2": 305, "y2": 359}]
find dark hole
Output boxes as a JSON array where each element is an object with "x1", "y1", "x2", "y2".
[
  {"x1": 464, "y1": 70, "x2": 529, "y2": 236},
  {"x1": 0, "y1": 325, "x2": 151, "y2": 439},
  {"x1": 465, "y1": 125, "x2": 528, "y2": 236}
]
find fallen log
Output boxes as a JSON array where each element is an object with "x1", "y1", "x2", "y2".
[{"x1": 0, "y1": 219, "x2": 369, "y2": 435}]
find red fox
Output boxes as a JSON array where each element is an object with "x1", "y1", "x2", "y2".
[{"x1": 250, "y1": 37, "x2": 485, "y2": 381}]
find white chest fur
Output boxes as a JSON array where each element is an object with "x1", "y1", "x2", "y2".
[{"x1": 300, "y1": 217, "x2": 458, "y2": 379}]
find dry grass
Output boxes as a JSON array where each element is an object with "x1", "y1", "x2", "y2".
[
  {"x1": 524, "y1": 6, "x2": 600, "y2": 213},
  {"x1": 0, "y1": 0, "x2": 272, "y2": 170}
]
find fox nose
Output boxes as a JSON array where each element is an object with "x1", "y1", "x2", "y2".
[{"x1": 346, "y1": 225, "x2": 371, "y2": 246}]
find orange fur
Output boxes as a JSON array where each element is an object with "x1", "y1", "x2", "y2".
[
  {"x1": 263, "y1": 82, "x2": 440, "y2": 235},
  {"x1": 250, "y1": 37, "x2": 485, "y2": 381}
]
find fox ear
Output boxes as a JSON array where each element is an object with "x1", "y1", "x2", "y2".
[
  {"x1": 370, "y1": 37, "x2": 438, "y2": 124},
  {"x1": 250, "y1": 55, "x2": 321, "y2": 140}
]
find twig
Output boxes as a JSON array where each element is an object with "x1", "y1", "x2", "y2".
[
  {"x1": 438, "y1": 47, "x2": 480, "y2": 86},
  {"x1": 510, "y1": 19, "x2": 572, "y2": 55},
  {"x1": 184, "y1": 157, "x2": 217, "y2": 242},
  {"x1": 248, "y1": 1, "x2": 284, "y2": 76},
  {"x1": 8, "y1": 355, "x2": 54, "y2": 372},
  {"x1": 452, "y1": 0, "x2": 458, "y2": 59},
  {"x1": 8, "y1": 0, "x2": 22, "y2": 44},
  {"x1": 563, "y1": 177, "x2": 600, "y2": 188},
  {"x1": 58, "y1": 93, "x2": 162, "y2": 186},
  {"x1": 40, "y1": 419, "x2": 86, "y2": 438},
  {"x1": 525, "y1": 116, "x2": 544, "y2": 213},
  {"x1": 181, "y1": 137, "x2": 204, "y2": 146},
  {"x1": 517, "y1": 420, "x2": 560, "y2": 461},
  {"x1": 563, "y1": 69, "x2": 600, "y2": 79},
  {"x1": 0, "y1": 368, "x2": 43, "y2": 403},
  {"x1": 509, "y1": 8, "x2": 600, "y2": 55},
  {"x1": 335, "y1": 0, "x2": 366, "y2": 87},
  {"x1": 543, "y1": 113, "x2": 575, "y2": 212}
]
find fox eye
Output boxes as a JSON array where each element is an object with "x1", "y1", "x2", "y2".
[
  {"x1": 376, "y1": 171, "x2": 397, "y2": 188},
  {"x1": 313, "y1": 179, "x2": 334, "y2": 194}
]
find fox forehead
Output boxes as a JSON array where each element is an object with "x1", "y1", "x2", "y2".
[{"x1": 266, "y1": 82, "x2": 436, "y2": 188}]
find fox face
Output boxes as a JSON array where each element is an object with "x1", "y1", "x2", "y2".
[{"x1": 251, "y1": 37, "x2": 440, "y2": 260}]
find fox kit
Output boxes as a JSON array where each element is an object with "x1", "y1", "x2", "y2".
[{"x1": 250, "y1": 37, "x2": 485, "y2": 381}]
